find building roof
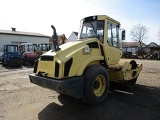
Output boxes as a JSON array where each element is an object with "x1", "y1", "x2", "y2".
[
  {"x1": 73, "y1": 32, "x2": 78, "y2": 36},
  {"x1": 122, "y1": 42, "x2": 145, "y2": 47},
  {"x1": 0, "y1": 29, "x2": 50, "y2": 38},
  {"x1": 146, "y1": 42, "x2": 159, "y2": 47}
]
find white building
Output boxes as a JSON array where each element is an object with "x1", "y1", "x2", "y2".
[
  {"x1": 0, "y1": 28, "x2": 50, "y2": 53},
  {"x1": 67, "y1": 31, "x2": 78, "y2": 42}
]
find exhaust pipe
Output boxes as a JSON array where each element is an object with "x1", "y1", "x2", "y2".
[{"x1": 51, "y1": 25, "x2": 61, "y2": 51}]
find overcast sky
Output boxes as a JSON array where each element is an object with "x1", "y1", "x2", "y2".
[{"x1": 0, "y1": 0, "x2": 160, "y2": 44}]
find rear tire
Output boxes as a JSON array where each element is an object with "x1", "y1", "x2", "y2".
[{"x1": 83, "y1": 65, "x2": 109, "y2": 105}]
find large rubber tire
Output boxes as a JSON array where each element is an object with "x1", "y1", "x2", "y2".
[{"x1": 82, "y1": 65, "x2": 109, "y2": 105}]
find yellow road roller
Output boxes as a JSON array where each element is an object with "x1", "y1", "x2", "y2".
[{"x1": 29, "y1": 15, "x2": 142, "y2": 105}]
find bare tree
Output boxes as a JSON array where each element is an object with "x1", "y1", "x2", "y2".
[
  {"x1": 130, "y1": 24, "x2": 148, "y2": 46},
  {"x1": 130, "y1": 24, "x2": 149, "y2": 55}
]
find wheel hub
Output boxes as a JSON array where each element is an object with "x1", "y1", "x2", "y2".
[
  {"x1": 94, "y1": 75, "x2": 106, "y2": 97},
  {"x1": 94, "y1": 81, "x2": 100, "y2": 89}
]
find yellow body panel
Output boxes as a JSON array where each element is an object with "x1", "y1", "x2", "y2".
[
  {"x1": 38, "y1": 61, "x2": 54, "y2": 77},
  {"x1": 36, "y1": 38, "x2": 105, "y2": 79},
  {"x1": 104, "y1": 46, "x2": 122, "y2": 65},
  {"x1": 36, "y1": 55, "x2": 63, "y2": 78},
  {"x1": 77, "y1": 56, "x2": 104, "y2": 76}
]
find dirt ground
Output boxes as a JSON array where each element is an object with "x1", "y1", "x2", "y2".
[{"x1": 0, "y1": 59, "x2": 160, "y2": 120}]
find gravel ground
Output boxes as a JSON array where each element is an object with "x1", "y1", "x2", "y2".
[{"x1": 0, "y1": 59, "x2": 160, "y2": 120}]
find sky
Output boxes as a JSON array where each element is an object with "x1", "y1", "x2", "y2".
[{"x1": 0, "y1": 0, "x2": 160, "y2": 45}]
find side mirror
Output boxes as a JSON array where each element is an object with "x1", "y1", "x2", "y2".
[{"x1": 122, "y1": 30, "x2": 125, "y2": 40}]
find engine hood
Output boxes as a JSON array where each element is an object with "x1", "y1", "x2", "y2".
[
  {"x1": 36, "y1": 38, "x2": 103, "y2": 78},
  {"x1": 42, "y1": 38, "x2": 98, "y2": 59}
]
